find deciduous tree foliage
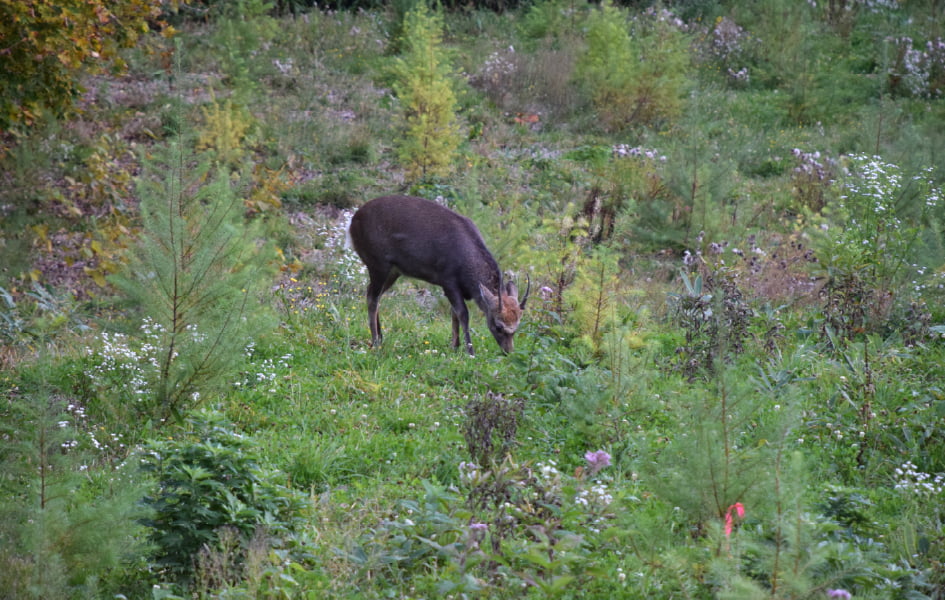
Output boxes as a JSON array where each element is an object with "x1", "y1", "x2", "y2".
[{"x1": 0, "y1": 0, "x2": 178, "y2": 131}]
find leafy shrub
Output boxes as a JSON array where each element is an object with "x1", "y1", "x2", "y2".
[
  {"x1": 139, "y1": 409, "x2": 310, "y2": 584},
  {"x1": 335, "y1": 481, "x2": 467, "y2": 587},
  {"x1": 0, "y1": 0, "x2": 168, "y2": 132},
  {"x1": 340, "y1": 453, "x2": 619, "y2": 597},
  {"x1": 460, "y1": 453, "x2": 619, "y2": 595},
  {"x1": 575, "y1": 3, "x2": 691, "y2": 130}
]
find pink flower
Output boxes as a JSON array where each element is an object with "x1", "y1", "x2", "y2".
[
  {"x1": 724, "y1": 502, "x2": 745, "y2": 537},
  {"x1": 584, "y1": 450, "x2": 612, "y2": 475},
  {"x1": 827, "y1": 590, "x2": 852, "y2": 599}
]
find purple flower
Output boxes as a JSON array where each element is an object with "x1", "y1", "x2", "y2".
[
  {"x1": 584, "y1": 450, "x2": 612, "y2": 475},
  {"x1": 469, "y1": 522, "x2": 488, "y2": 532},
  {"x1": 827, "y1": 590, "x2": 852, "y2": 599}
]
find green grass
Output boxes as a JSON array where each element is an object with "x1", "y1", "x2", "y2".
[{"x1": 3, "y1": 1, "x2": 945, "y2": 598}]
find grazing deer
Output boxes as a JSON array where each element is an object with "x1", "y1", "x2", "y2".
[{"x1": 346, "y1": 195, "x2": 529, "y2": 355}]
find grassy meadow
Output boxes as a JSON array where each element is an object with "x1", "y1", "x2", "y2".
[{"x1": 2, "y1": 0, "x2": 945, "y2": 598}]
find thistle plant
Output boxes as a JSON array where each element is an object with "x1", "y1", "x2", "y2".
[
  {"x1": 791, "y1": 148, "x2": 838, "y2": 212},
  {"x1": 463, "y1": 391, "x2": 524, "y2": 467},
  {"x1": 667, "y1": 262, "x2": 754, "y2": 379},
  {"x1": 693, "y1": 16, "x2": 757, "y2": 87}
]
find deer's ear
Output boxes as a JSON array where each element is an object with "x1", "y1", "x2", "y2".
[{"x1": 479, "y1": 283, "x2": 497, "y2": 309}]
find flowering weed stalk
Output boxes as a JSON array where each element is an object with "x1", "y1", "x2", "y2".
[
  {"x1": 85, "y1": 318, "x2": 165, "y2": 417},
  {"x1": 323, "y1": 209, "x2": 366, "y2": 291},
  {"x1": 894, "y1": 461, "x2": 944, "y2": 495},
  {"x1": 825, "y1": 155, "x2": 940, "y2": 286},
  {"x1": 888, "y1": 36, "x2": 945, "y2": 98},
  {"x1": 815, "y1": 155, "x2": 941, "y2": 338}
]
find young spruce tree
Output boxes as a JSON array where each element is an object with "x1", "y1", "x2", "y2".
[
  {"x1": 112, "y1": 143, "x2": 276, "y2": 420},
  {"x1": 0, "y1": 381, "x2": 146, "y2": 598},
  {"x1": 393, "y1": 2, "x2": 462, "y2": 181}
]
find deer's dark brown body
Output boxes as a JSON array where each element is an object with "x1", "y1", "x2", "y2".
[{"x1": 347, "y1": 195, "x2": 528, "y2": 355}]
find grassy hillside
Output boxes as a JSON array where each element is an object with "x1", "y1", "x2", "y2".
[{"x1": 2, "y1": 0, "x2": 945, "y2": 598}]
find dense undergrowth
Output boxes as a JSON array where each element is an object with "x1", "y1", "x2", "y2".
[{"x1": 2, "y1": 0, "x2": 945, "y2": 598}]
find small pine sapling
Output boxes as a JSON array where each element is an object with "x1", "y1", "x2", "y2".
[{"x1": 392, "y1": 3, "x2": 463, "y2": 181}]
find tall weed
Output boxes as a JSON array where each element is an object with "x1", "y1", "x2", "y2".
[{"x1": 814, "y1": 154, "x2": 942, "y2": 340}]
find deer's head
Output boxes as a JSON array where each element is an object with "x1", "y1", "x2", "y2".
[{"x1": 479, "y1": 276, "x2": 530, "y2": 353}]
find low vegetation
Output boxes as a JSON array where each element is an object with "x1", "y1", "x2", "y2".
[{"x1": 2, "y1": 0, "x2": 945, "y2": 598}]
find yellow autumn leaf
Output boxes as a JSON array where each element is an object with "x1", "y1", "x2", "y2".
[
  {"x1": 84, "y1": 266, "x2": 108, "y2": 287},
  {"x1": 31, "y1": 223, "x2": 49, "y2": 241}
]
